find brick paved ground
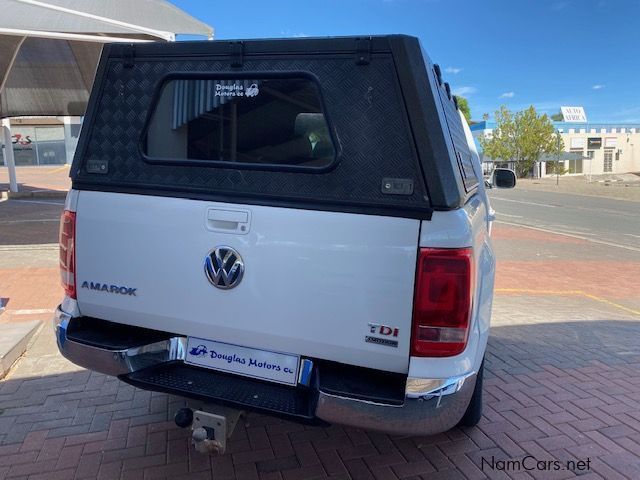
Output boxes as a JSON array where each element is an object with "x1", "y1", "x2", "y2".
[
  {"x1": 0, "y1": 166, "x2": 71, "y2": 193},
  {"x1": 0, "y1": 199, "x2": 62, "y2": 325},
  {"x1": 0, "y1": 291, "x2": 638, "y2": 480},
  {"x1": 1, "y1": 199, "x2": 639, "y2": 478}
]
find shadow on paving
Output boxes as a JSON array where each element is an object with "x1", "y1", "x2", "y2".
[
  {"x1": 0, "y1": 320, "x2": 638, "y2": 479},
  {"x1": 487, "y1": 319, "x2": 640, "y2": 376}
]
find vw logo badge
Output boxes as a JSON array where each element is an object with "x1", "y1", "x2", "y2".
[{"x1": 204, "y1": 246, "x2": 244, "y2": 289}]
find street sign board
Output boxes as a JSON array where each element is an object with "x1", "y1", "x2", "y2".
[
  {"x1": 588, "y1": 137, "x2": 602, "y2": 149},
  {"x1": 560, "y1": 106, "x2": 587, "y2": 123}
]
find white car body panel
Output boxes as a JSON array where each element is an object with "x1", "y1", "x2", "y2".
[
  {"x1": 64, "y1": 188, "x2": 79, "y2": 212},
  {"x1": 409, "y1": 196, "x2": 495, "y2": 379},
  {"x1": 74, "y1": 191, "x2": 420, "y2": 374}
]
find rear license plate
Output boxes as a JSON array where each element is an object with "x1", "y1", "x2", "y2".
[{"x1": 185, "y1": 337, "x2": 300, "y2": 386}]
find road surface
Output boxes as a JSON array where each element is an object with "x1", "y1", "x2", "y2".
[{"x1": 489, "y1": 188, "x2": 640, "y2": 253}]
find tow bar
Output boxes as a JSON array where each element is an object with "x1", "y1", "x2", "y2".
[{"x1": 174, "y1": 404, "x2": 244, "y2": 455}]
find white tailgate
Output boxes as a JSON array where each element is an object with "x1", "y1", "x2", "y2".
[{"x1": 75, "y1": 192, "x2": 420, "y2": 373}]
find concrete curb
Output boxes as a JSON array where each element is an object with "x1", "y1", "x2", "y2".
[
  {"x1": 1, "y1": 190, "x2": 68, "y2": 200},
  {"x1": 0, "y1": 320, "x2": 42, "y2": 379}
]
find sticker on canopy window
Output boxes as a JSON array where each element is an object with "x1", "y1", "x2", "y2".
[{"x1": 214, "y1": 82, "x2": 259, "y2": 98}]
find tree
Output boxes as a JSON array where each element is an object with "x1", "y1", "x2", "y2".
[
  {"x1": 479, "y1": 105, "x2": 563, "y2": 177},
  {"x1": 546, "y1": 130, "x2": 567, "y2": 175},
  {"x1": 482, "y1": 113, "x2": 489, "y2": 121},
  {"x1": 454, "y1": 96, "x2": 471, "y2": 122},
  {"x1": 550, "y1": 111, "x2": 564, "y2": 121}
]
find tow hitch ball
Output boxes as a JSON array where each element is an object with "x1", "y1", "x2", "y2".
[{"x1": 174, "y1": 406, "x2": 243, "y2": 455}]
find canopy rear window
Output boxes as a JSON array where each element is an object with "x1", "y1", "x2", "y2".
[{"x1": 143, "y1": 76, "x2": 336, "y2": 171}]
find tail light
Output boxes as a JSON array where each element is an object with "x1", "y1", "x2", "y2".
[
  {"x1": 59, "y1": 210, "x2": 76, "y2": 299},
  {"x1": 411, "y1": 248, "x2": 474, "y2": 357}
]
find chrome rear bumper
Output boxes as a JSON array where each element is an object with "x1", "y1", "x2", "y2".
[
  {"x1": 55, "y1": 308, "x2": 187, "y2": 376},
  {"x1": 55, "y1": 306, "x2": 476, "y2": 436}
]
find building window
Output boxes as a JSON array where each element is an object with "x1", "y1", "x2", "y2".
[
  {"x1": 604, "y1": 150, "x2": 613, "y2": 172},
  {"x1": 1, "y1": 126, "x2": 67, "y2": 166},
  {"x1": 586, "y1": 150, "x2": 594, "y2": 159},
  {"x1": 570, "y1": 137, "x2": 585, "y2": 149},
  {"x1": 568, "y1": 159, "x2": 583, "y2": 174}
]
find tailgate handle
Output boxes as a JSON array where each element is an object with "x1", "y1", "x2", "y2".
[{"x1": 206, "y1": 208, "x2": 250, "y2": 234}]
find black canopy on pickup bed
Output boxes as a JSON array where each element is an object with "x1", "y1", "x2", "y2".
[{"x1": 71, "y1": 35, "x2": 475, "y2": 218}]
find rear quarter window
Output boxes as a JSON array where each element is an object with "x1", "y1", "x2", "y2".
[
  {"x1": 432, "y1": 69, "x2": 479, "y2": 193},
  {"x1": 143, "y1": 76, "x2": 336, "y2": 171}
]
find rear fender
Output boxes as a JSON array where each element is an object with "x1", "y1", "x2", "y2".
[{"x1": 409, "y1": 201, "x2": 494, "y2": 379}]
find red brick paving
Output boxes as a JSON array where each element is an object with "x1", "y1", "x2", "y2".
[
  {"x1": 2, "y1": 335, "x2": 638, "y2": 480},
  {"x1": 0, "y1": 166, "x2": 71, "y2": 193},
  {"x1": 0, "y1": 198, "x2": 63, "y2": 323},
  {"x1": 0, "y1": 306, "x2": 638, "y2": 478},
  {"x1": 495, "y1": 260, "x2": 640, "y2": 300},
  {"x1": 0, "y1": 267, "x2": 59, "y2": 324}
]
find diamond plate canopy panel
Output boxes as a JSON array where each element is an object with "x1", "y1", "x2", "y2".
[{"x1": 74, "y1": 55, "x2": 428, "y2": 211}]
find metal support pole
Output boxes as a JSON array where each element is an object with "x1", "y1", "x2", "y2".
[
  {"x1": 63, "y1": 116, "x2": 73, "y2": 164},
  {"x1": 2, "y1": 118, "x2": 19, "y2": 192},
  {"x1": 556, "y1": 133, "x2": 559, "y2": 186}
]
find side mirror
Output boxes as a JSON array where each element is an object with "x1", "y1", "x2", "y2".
[{"x1": 492, "y1": 168, "x2": 516, "y2": 189}]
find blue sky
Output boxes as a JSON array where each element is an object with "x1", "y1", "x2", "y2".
[{"x1": 172, "y1": 0, "x2": 640, "y2": 123}]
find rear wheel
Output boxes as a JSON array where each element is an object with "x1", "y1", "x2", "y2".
[{"x1": 457, "y1": 359, "x2": 484, "y2": 427}]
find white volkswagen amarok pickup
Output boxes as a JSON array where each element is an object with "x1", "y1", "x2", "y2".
[{"x1": 55, "y1": 35, "x2": 515, "y2": 446}]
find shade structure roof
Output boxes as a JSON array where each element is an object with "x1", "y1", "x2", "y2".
[{"x1": 0, "y1": 0, "x2": 213, "y2": 118}]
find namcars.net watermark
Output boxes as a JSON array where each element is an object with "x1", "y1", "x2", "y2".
[{"x1": 482, "y1": 455, "x2": 591, "y2": 473}]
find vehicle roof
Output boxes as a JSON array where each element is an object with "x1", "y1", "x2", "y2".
[{"x1": 108, "y1": 34, "x2": 413, "y2": 57}]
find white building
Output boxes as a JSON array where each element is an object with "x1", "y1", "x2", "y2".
[
  {"x1": 0, "y1": 116, "x2": 81, "y2": 166},
  {"x1": 471, "y1": 121, "x2": 640, "y2": 176}
]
